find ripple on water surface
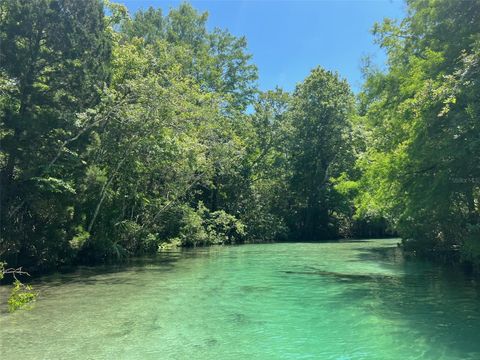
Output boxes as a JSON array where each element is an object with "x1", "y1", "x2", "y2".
[{"x1": 1, "y1": 239, "x2": 480, "y2": 360}]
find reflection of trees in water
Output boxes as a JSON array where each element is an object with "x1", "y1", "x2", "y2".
[
  {"x1": 282, "y1": 245, "x2": 480, "y2": 358},
  {"x1": 25, "y1": 252, "x2": 187, "y2": 290},
  {"x1": 346, "y1": 246, "x2": 480, "y2": 358}
]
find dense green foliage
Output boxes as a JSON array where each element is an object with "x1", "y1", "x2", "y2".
[
  {"x1": 351, "y1": 0, "x2": 480, "y2": 266},
  {"x1": 286, "y1": 69, "x2": 355, "y2": 240},
  {"x1": 1, "y1": 0, "x2": 479, "y2": 275},
  {"x1": 0, "y1": 0, "x2": 357, "y2": 272}
]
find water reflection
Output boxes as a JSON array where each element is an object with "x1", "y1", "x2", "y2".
[
  {"x1": 341, "y1": 244, "x2": 480, "y2": 358},
  {"x1": 1, "y1": 240, "x2": 480, "y2": 360}
]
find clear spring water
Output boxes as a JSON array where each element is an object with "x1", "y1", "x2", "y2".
[{"x1": 1, "y1": 239, "x2": 480, "y2": 360}]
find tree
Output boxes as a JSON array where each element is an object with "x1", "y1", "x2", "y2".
[
  {"x1": 287, "y1": 67, "x2": 355, "y2": 240},
  {"x1": 0, "y1": 0, "x2": 112, "y2": 269},
  {"x1": 356, "y1": 0, "x2": 480, "y2": 264},
  {"x1": 241, "y1": 89, "x2": 291, "y2": 241},
  {"x1": 120, "y1": 3, "x2": 257, "y2": 112}
]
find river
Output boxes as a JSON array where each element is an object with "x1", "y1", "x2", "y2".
[{"x1": 1, "y1": 239, "x2": 480, "y2": 359}]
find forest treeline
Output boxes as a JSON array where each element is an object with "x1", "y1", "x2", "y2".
[{"x1": 0, "y1": 0, "x2": 479, "y2": 274}]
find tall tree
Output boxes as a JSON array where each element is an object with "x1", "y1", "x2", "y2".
[
  {"x1": 120, "y1": 3, "x2": 257, "y2": 112},
  {"x1": 287, "y1": 67, "x2": 355, "y2": 240},
  {"x1": 0, "y1": 0, "x2": 111, "y2": 269},
  {"x1": 356, "y1": 0, "x2": 480, "y2": 262}
]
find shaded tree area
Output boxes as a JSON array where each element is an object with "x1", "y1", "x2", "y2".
[
  {"x1": 3, "y1": 0, "x2": 478, "y2": 274},
  {"x1": 345, "y1": 0, "x2": 480, "y2": 268}
]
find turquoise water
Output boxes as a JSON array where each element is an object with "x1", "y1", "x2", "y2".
[{"x1": 2, "y1": 239, "x2": 480, "y2": 359}]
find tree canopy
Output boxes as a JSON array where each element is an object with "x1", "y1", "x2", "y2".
[{"x1": 1, "y1": 0, "x2": 479, "y2": 275}]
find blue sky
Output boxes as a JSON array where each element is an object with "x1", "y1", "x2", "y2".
[{"x1": 117, "y1": 0, "x2": 406, "y2": 93}]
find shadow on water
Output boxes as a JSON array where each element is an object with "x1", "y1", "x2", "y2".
[
  {"x1": 286, "y1": 244, "x2": 480, "y2": 357},
  {"x1": 24, "y1": 247, "x2": 219, "y2": 288},
  {"x1": 4, "y1": 241, "x2": 480, "y2": 358},
  {"x1": 363, "y1": 275, "x2": 480, "y2": 356},
  {"x1": 0, "y1": 246, "x2": 225, "y2": 315},
  {"x1": 278, "y1": 238, "x2": 390, "y2": 245},
  {"x1": 282, "y1": 269, "x2": 397, "y2": 283}
]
